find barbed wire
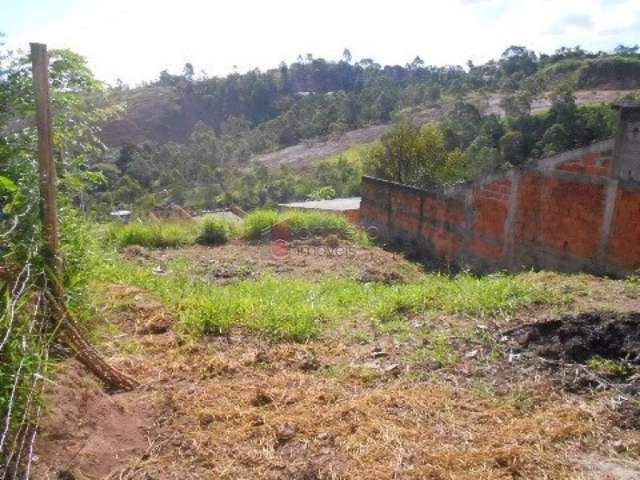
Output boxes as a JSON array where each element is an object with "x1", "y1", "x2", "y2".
[
  {"x1": 0, "y1": 294, "x2": 48, "y2": 480},
  {"x1": 0, "y1": 230, "x2": 47, "y2": 478},
  {"x1": 0, "y1": 249, "x2": 35, "y2": 353},
  {"x1": 0, "y1": 204, "x2": 33, "y2": 239}
]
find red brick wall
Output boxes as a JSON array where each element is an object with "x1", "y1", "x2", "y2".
[
  {"x1": 607, "y1": 189, "x2": 640, "y2": 270},
  {"x1": 557, "y1": 149, "x2": 613, "y2": 177},
  {"x1": 515, "y1": 175, "x2": 606, "y2": 259},
  {"x1": 361, "y1": 138, "x2": 638, "y2": 275},
  {"x1": 473, "y1": 181, "x2": 511, "y2": 238}
]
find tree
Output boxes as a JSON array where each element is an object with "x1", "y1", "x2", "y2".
[
  {"x1": 342, "y1": 48, "x2": 352, "y2": 64},
  {"x1": 540, "y1": 123, "x2": 570, "y2": 156},
  {"x1": 364, "y1": 123, "x2": 456, "y2": 188},
  {"x1": 500, "y1": 46, "x2": 538, "y2": 77},
  {"x1": 183, "y1": 62, "x2": 195, "y2": 81},
  {"x1": 409, "y1": 56, "x2": 425, "y2": 70},
  {"x1": 499, "y1": 130, "x2": 526, "y2": 165},
  {"x1": 614, "y1": 44, "x2": 639, "y2": 56},
  {"x1": 500, "y1": 90, "x2": 532, "y2": 117}
]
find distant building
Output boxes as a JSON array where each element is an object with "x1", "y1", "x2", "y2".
[
  {"x1": 109, "y1": 210, "x2": 132, "y2": 223},
  {"x1": 200, "y1": 208, "x2": 243, "y2": 223}
]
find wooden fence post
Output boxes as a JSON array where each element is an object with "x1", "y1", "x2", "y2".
[
  {"x1": 30, "y1": 43, "x2": 137, "y2": 391},
  {"x1": 30, "y1": 43, "x2": 61, "y2": 277}
]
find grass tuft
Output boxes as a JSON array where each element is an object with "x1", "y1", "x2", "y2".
[
  {"x1": 196, "y1": 216, "x2": 236, "y2": 246},
  {"x1": 107, "y1": 221, "x2": 197, "y2": 248},
  {"x1": 242, "y1": 210, "x2": 281, "y2": 241}
]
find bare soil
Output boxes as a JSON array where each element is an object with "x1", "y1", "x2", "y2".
[
  {"x1": 513, "y1": 312, "x2": 640, "y2": 364},
  {"x1": 32, "y1": 243, "x2": 640, "y2": 479},
  {"x1": 124, "y1": 239, "x2": 425, "y2": 284}
]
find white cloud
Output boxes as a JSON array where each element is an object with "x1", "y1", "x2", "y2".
[{"x1": 4, "y1": 0, "x2": 639, "y2": 85}]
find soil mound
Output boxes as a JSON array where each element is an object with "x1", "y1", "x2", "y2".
[{"x1": 517, "y1": 312, "x2": 640, "y2": 363}]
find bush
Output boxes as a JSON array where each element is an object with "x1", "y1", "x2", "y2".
[
  {"x1": 107, "y1": 221, "x2": 196, "y2": 248},
  {"x1": 242, "y1": 210, "x2": 281, "y2": 241},
  {"x1": 196, "y1": 216, "x2": 235, "y2": 245}
]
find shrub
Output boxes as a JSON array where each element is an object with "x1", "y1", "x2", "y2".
[
  {"x1": 107, "y1": 221, "x2": 196, "y2": 248},
  {"x1": 196, "y1": 216, "x2": 235, "y2": 246},
  {"x1": 242, "y1": 210, "x2": 281, "y2": 241}
]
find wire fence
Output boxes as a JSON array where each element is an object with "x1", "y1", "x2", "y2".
[{"x1": 0, "y1": 214, "x2": 52, "y2": 478}]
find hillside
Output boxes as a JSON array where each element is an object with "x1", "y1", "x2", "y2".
[
  {"x1": 249, "y1": 89, "x2": 632, "y2": 171},
  {"x1": 100, "y1": 49, "x2": 640, "y2": 150},
  {"x1": 87, "y1": 46, "x2": 640, "y2": 214}
]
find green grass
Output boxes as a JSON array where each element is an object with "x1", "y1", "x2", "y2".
[
  {"x1": 588, "y1": 355, "x2": 634, "y2": 379},
  {"x1": 241, "y1": 210, "x2": 281, "y2": 241},
  {"x1": 106, "y1": 221, "x2": 197, "y2": 248},
  {"x1": 242, "y1": 209, "x2": 356, "y2": 242},
  {"x1": 196, "y1": 216, "x2": 236, "y2": 246},
  {"x1": 107, "y1": 210, "x2": 358, "y2": 249},
  {"x1": 97, "y1": 254, "x2": 552, "y2": 343}
]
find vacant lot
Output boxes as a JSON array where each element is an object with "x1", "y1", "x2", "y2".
[{"x1": 33, "y1": 237, "x2": 640, "y2": 479}]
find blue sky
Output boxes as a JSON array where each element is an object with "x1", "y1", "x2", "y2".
[{"x1": 2, "y1": 0, "x2": 639, "y2": 85}]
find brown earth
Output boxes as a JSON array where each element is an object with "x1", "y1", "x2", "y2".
[
  {"x1": 32, "y1": 243, "x2": 640, "y2": 479},
  {"x1": 123, "y1": 239, "x2": 425, "y2": 284}
]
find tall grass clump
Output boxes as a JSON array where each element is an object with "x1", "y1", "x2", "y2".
[
  {"x1": 242, "y1": 209, "x2": 355, "y2": 241},
  {"x1": 242, "y1": 210, "x2": 281, "y2": 241},
  {"x1": 107, "y1": 221, "x2": 197, "y2": 248},
  {"x1": 283, "y1": 210, "x2": 354, "y2": 239},
  {"x1": 196, "y1": 216, "x2": 236, "y2": 246}
]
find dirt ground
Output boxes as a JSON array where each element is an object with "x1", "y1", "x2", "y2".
[
  {"x1": 32, "y1": 242, "x2": 640, "y2": 479},
  {"x1": 122, "y1": 240, "x2": 425, "y2": 284}
]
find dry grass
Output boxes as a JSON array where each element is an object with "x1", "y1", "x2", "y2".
[{"x1": 33, "y1": 245, "x2": 640, "y2": 479}]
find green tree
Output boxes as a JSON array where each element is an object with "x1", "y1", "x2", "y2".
[{"x1": 499, "y1": 130, "x2": 526, "y2": 165}]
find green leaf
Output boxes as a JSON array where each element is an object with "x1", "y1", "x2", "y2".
[{"x1": 0, "y1": 175, "x2": 17, "y2": 193}]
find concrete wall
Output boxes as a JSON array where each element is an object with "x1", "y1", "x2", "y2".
[{"x1": 361, "y1": 105, "x2": 640, "y2": 276}]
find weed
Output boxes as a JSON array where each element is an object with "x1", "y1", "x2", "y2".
[
  {"x1": 197, "y1": 216, "x2": 236, "y2": 246},
  {"x1": 242, "y1": 210, "x2": 281, "y2": 241},
  {"x1": 107, "y1": 221, "x2": 197, "y2": 248},
  {"x1": 587, "y1": 355, "x2": 634, "y2": 379},
  {"x1": 97, "y1": 253, "x2": 553, "y2": 343},
  {"x1": 510, "y1": 390, "x2": 535, "y2": 416},
  {"x1": 408, "y1": 334, "x2": 458, "y2": 368}
]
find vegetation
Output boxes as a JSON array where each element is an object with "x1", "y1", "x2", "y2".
[
  {"x1": 0, "y1": 41, "x2": 111, "y2": 473},
  {"x1": 588, "y1": 355, "x2": 635, "y2": 379},
  {"x1": 106, "y1": 221, "x2": 198, "y2": 248},
  {"x1": 89, "y1": 44, "x2": 639, "y2": 212},
  {"x1": 241, "y1": 209, "x2": 282, "y2": 241},
  {"x1": 196, "y1": 216, "x2": 236, "y2": 246},
  {"x1": 365, "y1": 88, "x2": 616, "y2": 189},
  {"x1": 98, "y1": 253, "x2": 550, "y2": 342}
]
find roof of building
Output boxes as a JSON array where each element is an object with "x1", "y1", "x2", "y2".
[
  {"x1": 110, "y1": 210, "x2": 132, "y2": 217},
  {"x1": 278, "y1": 197, "x2": 361, "y2": 212},
  {"x1": 200, "y1": 209, "x2": 243, "y2": 222}
]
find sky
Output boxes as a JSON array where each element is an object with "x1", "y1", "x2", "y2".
[{"x1": 2, "y1": 0, "x2": 639, "y2": 86}]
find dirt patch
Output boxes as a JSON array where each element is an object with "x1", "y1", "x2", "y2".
[
  {"x1": 141, "y1": 239, "x2": 424, "y2": 284},
  {"x1": 32, "y1": 361, "x2": 154, "y2": 479},
  {"x1": 103, "y1": 284, "x2": 176, "y2": 334},
  {"x1": 574, "y1": 454, "x2": 640, "y2": 480},
  {"x1": 514, "y1": 312, "x2": 640, "y2": 364}
]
